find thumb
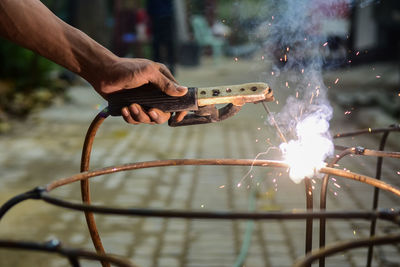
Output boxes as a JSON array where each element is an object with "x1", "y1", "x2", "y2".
[{"x1": 149, "y1": 71, "x2": 187, "y2": 97}]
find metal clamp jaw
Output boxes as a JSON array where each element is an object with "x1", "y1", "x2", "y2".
[{"x1": 169, "y1": 103, "x2": 242, "y2": 127}]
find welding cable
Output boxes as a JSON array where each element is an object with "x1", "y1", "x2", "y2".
[
  {"x1": 293, "y1": 234, "x2": 400, "y2": 267},
  {"x1": 0, "y1": 239, "x2": 136, "y2": 267},
  {"x1": 233, "y1": 189, "x2": 257, "y2": 267}
]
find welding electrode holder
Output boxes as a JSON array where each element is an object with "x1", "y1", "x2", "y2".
[{"x1": 106, "y1": 84, "x2": 243, "y2": 127}]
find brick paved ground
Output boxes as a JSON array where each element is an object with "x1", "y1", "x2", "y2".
[{"x1": 0, "y1": 58, "x2": 399, "y2": 266}]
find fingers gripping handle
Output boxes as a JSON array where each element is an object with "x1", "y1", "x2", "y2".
[{"x1": 107, "y1": 84, "x2": 198, "y2": 116}]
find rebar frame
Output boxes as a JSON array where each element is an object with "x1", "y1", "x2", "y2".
[
  {"x1": 0, "y1": 109, "x2": 399, "y2": 267},
  {"x1": 319, "y1": 124, "x2": 400, "y2": 267}
]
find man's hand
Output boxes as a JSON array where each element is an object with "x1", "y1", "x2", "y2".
[
  {"x1": 91, "y1": 58, "x2": 188, "y2": 125},
  {"x1": 0, "y1": 0, "x2": 187, "y2": 125}
]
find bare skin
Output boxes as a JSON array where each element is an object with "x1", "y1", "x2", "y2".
[{"x1": 0, "y1": 0, "x2": 187, "y2": 124}]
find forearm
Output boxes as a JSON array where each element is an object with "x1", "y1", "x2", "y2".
[{"x1": 0, "y1": 0, "x2": 117, "y2": 92}]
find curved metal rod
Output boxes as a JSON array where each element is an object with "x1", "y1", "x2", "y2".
[
  {"x1": 37, "y1": 192, "x2": 400, "y2": 223},
  {"x1": 333, "y1": 124, "x2": 400, "y2": 138},
  {"x1": 294, "y1": 234, "x2": 400, "y2": 267},
  {"x1": 41, "y1": 159, "x2": 400, "y2": 198},
  {"x1": 367, "y1": 130, "x2": 390, "y2": 267},
  {"x1": 80, "y1": 109, "x2": 109, "y2": 267},
  {"x1": 0, "y1": 187, "x2": 45, "y2": 220},
  {"x1": 46, "y1": 159, "x2": 288, "y2": 191},
  {"x1": 0, "y1": 239, "x2": 136, "y2": 267}
]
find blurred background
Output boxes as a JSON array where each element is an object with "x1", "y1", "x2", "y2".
[
  {"x1": 0, "y1": 0, "x2": 399, "y2": 266},
  {"x1": 0, "y1": 0, "x2": 399, "y2": 131}
]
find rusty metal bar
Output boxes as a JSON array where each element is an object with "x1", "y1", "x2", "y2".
[
  {"x1": 304, "y1": 177, "x2": 313, "y2": 259},
  {"x1": 319, "y1": 148, "x2": 353, "y2": 267},
  {"x1": 367, "y1": 130, "x2": 390, "y2": 267},
  {"x1": 0, "y1": 239, "x2": 136, "y2": 267},
  {"x1": 294, "y1": 234, "x2": 400, "y2": 267},
  {"x1": 80, "y1": 109, "x2": 109, "y2": 267},
  {"x1": 39, "y1": 159, "x2": 400, "y2": 198},
  {"x1": 334, "y1": 145, "x2": 400, "y2": 159},
  {"x1": 333, "y1": 124, "x2": 400, "y2": 138},
  {"x1": 47, "y1": 159, "x2": 289, "y2": 191}
]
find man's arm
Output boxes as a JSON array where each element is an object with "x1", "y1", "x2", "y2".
[{"x1": 0, "y1": 0, "x2": 187, "y2": 124}]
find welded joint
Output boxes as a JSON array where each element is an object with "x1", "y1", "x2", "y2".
[
  {"x1": 379, "y1": 209, "x2": 400, "y2": 226},
  {"x1": 44, "y1": 239, "x2": 61, "y2": 250},
  {"x1": 354, "y1": 146, "x2": 365, "y2": 155},
  {"x1": 30, "y1": 186, "x2": 47, "y2": 199}
]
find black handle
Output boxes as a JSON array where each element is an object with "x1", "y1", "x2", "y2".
[{"x1": 107, "y1": 84, "x2": 197, "y2": 116}]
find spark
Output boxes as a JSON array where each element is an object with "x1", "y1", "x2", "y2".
[
  {"x1": 309, "y1": 92, "x2": 314, "y2": 104},
  {"x1": 368, "y1": 128, "x2": 372, "y2": 132},
  {"x1": 285, "y1": 81, "x2": 289, "y2": 88},
  {"x1": 397, "y1": 171, "x2": 400, "y2": 175},
  {"x1": 398, "y1": 93, "x2": 400, "y2": 97},
  {"x1": 344, "y1": 110, "x2": 351, "y2": 115},
  {"x1": 255, "y1": 139, "x2": 259, "y2": 143},
  {"x1": 323, "y1": 42, "x2": 328, "y2": 47},
  {"x1": 238, "y1": 146, "x2": 279, "y2": 186},
  {"x1": 261, "y1": 55, "x2": 265, "y2": 60},
  {"x1": 353, "y1": 230, "x2": 356, "y2": 235},
  {"x1": 234, "y1": 57, "x2": 238, "y2": 62},
  {"x1": 296, "y1": 91, "x2": 299, "y2": 98},
  {"x1": 301, "y1": 69, "x2": 304, "y2": 74},
  {"x1": 272, "y1": 16, "x2": 274, "y2": 20},
  {"x1": 356, "y1": 51, "x2": 360, "y2": 56},
  {"x1": 200, "y1": 204, "x2": 205, "y2": 208},
  {"x1": 334, "y1": 78, "x2": 339, "y2": 84},
  {"x1": 257, "y1": 127, "x2": 261, "y2": 130},
  {"x1": 271, "y1": 71, "x2": 275, "y2": 76},
  {"x1": 316, "y1": 89, "x2": 320, "y2": 97},
  {"x1": 219, "y1": 185, "x2": 225, "y2": 189},
  {"x1": 284, "y1": 54, "x2": 287, "y2": 61},
  {"x1": 334, "y1": 192, "x2": 338, "y2": 196},
  {"x1": 333, "y1": 182, "x2": 341, "y2": 188},
  {"x1": 276, "y1": 100, "x2": 279, "y2": 105},
  {"x1": 286, "y1": 47, "x2": 290, "y2": 52},
  {"x1": 376, "y1": 75, "x2": 381, "y2": 79}
]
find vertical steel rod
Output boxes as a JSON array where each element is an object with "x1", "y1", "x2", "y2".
[
  {"x1": 366, "y1": 130, "x2": 390, "y2": 267},
  {"x1": 305, "y1": 177, "x2": 313, "y2": 260},
  {"x1": 319, "y1": 148, "x2": 353, "y2": 267},
  {"x1": 80, "y1": 109, "x2": 109, "y2": 267}
]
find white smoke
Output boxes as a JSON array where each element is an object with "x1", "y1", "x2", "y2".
[{"x1": 261, "y1": 0, "x2": 353, "y2": 182}]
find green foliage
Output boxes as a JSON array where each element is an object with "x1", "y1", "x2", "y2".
[{"x1": 0, "y1": 38, "x2": 58, "y2": 91}]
